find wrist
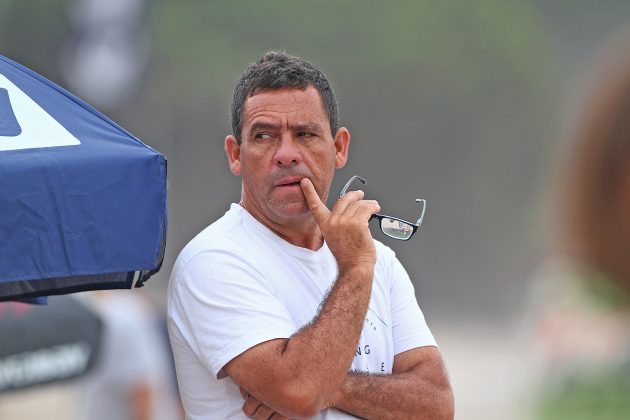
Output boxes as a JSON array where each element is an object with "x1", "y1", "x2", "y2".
[{"x1": 326, "y1": 379, "x2": 347, "y2": 409}]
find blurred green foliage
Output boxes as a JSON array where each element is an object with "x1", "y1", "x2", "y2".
[
  {"x1": 150, "y1": 0, "x2": 551, "y2": 102},
  {"x1": 536, "y1": 365, "x2": 630, "y2": 420}
]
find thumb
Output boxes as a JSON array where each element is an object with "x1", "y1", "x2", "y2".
[{"x1": 300, "y1": 178, "x2": 330, "y2": 225}]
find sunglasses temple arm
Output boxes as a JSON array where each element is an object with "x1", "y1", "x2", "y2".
[
  {"x1": 338, "y1": 175, "x2": 367, "y2": 198},
  {"x1": 415, "y1": 199, "x2": 427, "y2": 226}
]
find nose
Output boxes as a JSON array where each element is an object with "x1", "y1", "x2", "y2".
[{"x1": 274, "y1": 135, "x2": 301, "y2": 167}]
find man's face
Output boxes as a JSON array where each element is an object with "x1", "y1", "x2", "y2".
[{"x1": 225, "y1": 86, "x2": 349, "y2": 227}]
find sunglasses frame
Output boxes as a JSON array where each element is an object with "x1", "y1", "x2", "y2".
[{"x1": 338, "y1": 175, "x2": 426, "y2": 241}]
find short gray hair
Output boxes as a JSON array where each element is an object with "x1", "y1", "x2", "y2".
[{"x1": 230, "y1": 51, "x2": 339, "y2": 143}]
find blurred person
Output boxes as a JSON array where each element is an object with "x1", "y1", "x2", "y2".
[
  {"x1": 167, "y1": 51, "x2": 453, "y2": 419},
  {"x1": 76, "y1": 290, "x2": 182, "y2": 420},
  {"x1": 527, "y1": 29, "x2": 630, "y2": 419}
]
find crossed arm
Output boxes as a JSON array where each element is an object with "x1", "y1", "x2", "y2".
[
  {"x1": 329, "y1": 346, "x2": 453, "y2": 419},
  {"x1": 225, "y1": 179, "x2": 453, "y2": 418},
  {"x1": 237, "y1": 346, "x2": 453, "y2": 419}
]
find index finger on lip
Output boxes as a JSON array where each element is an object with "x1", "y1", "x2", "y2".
[
  {"x1": 300, "y1": 178, "x2": 331, "y2": 222},
  {"x1": 300, "y1": 178, "x2": 319, "y2": 208}
]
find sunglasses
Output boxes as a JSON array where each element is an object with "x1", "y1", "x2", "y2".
[{"x1": 338, "y1": 175, "x2": 426, "y2": 241}]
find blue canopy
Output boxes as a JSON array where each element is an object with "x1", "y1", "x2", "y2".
[{"x1": 0, "y1": 55, "x2": 167, "y2": 301}]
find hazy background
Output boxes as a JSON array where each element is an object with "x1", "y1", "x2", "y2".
[{"x1": 2, "y1": 0, "x2": 630, "y2": 418}]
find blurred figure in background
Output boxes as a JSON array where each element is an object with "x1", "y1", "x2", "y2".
[
  {"x1": 0, "y1": 292, "x2": 181, "y2": 420},
  {"x1": 76, "y1": 290, "x2": 182, "y2": 420},
  {"x1": 527, "y1": 27, "x2": 630, "y2": 419}
]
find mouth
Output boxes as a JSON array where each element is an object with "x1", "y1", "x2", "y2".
[{"x1": 274, "y1": 177, "x2": 305, "y2": 188}]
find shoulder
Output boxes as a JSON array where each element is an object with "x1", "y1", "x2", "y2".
[
  {"x1": 168, "y1": 205, "x2": 284, "y2": 300},
  {"x1": 371, "y1": 239, "x2": 417, "y2": 292},
  {"x1": 168, "y1": 206, "x2": 272, "y2": 303},
  {"x1": 174, "y1": 205, "x2": 251, "y2": 272}
]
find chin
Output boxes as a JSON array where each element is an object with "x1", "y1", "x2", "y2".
[{"x1": 272, "y1": 202, "x2": 310, "y2": 220}]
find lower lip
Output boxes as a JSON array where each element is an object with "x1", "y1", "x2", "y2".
[{"x1": 276, "y1": 183, "x2": 302, "y2": 191}]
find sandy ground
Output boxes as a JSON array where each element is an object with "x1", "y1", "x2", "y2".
[{"x1": 436, "y1": 321, "x2": 538, "y2": 420}]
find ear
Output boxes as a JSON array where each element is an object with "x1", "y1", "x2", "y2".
[
  {"x1": 225, "y1": 135, "x2": 242, "y2": 176},
  {"x1": 333, "y1": 127, "x2": 350, "y2": 168}
]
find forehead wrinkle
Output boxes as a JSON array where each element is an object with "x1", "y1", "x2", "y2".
[
  {"x1": 246, "y1": 86, "x2": 325, "y2": 110},
  {"x1": 250, "y1": 121, "x2": 281, "y2": 131},
  {"x1": 242, "y1": 87, "x2": 329, "y2": 131},
  {"x1": 243, "y1": 103, "x2": 301, "y2": 130},
  {"x1": 244, "y1": 92, "x2": 308, "y2": 115},
  {"x1": 248, "y1": 119, "x2": 325, "y2": 134},
  {"x1": 290, "y1": 122, "x2": 325, "y2": 132},
  {"x1": 246, "y1": 103, "x2": 308, "y2": 119}
]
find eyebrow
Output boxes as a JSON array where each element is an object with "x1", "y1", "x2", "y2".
[
  {"x1": 250, "y1": 122, "x2": 281, "y2": 132},
  {"x1": 249, "y1": 121, "x2": 325, "y2": 133},
  {"x1": 291, "y1": 122, "x2": 324, "y2": 133}
]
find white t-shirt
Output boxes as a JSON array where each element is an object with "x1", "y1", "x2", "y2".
[{"x1": 168, "y1": 204, "x2": 436, "y2": 419}]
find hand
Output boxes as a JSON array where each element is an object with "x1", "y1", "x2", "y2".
[
  {"x1": 300, "y1": 178, "x2": 380, "y2": 272},
  {"x1": 240, "y1": 387, "x2": 289, "y2": 419}
]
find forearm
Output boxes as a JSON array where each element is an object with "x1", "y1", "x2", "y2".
[
  {"x1": 228, "y1": 183, "x2": 381, "y2": 417},
  {"x1": 284, "y1": 265, "x2": 374, "y2": 401},
  {"x1": 331, "y1": 369, "x2": 453, "y2": 419},
  {"x1": 228, "y1": 265, "x2": 374, "y2": 416},
  {"x1": 283, "y1": 264, "x2": 373, "y2": 380}
]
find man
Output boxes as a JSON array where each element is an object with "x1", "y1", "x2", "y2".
[{"x1": 167, "y1": 51, "x2": 453, "y2": 419}]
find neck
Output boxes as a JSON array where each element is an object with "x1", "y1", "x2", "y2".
[
  {"x1": 271, "y1": 219, "x2": 324, "y2": 250},
  {"x1": 240, "y1": 202, "x2": 324, "y2": 251}
]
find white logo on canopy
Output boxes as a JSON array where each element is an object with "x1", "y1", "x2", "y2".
[{"x1": 0, "y1": 74, "x2": 81, "y2": 151}]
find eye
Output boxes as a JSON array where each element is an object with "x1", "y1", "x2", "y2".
[
  {"x1": 297, "y1": 132, "x2": 315, "y2": 138},
  {"x1": 254, "y1": 132, "x2": 273, "y2": 140}
]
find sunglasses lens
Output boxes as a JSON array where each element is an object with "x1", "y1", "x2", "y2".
[{"x1": 380, "y1": 218, "x2": 414, "y2": 240}]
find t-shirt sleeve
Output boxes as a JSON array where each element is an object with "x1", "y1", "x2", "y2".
[
  {"x1": 389, "y1": 254, "x2": 437, "y2": 355},
  {"x1": 169, "y1": 248, "x2": 297, "y2": 379}
]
